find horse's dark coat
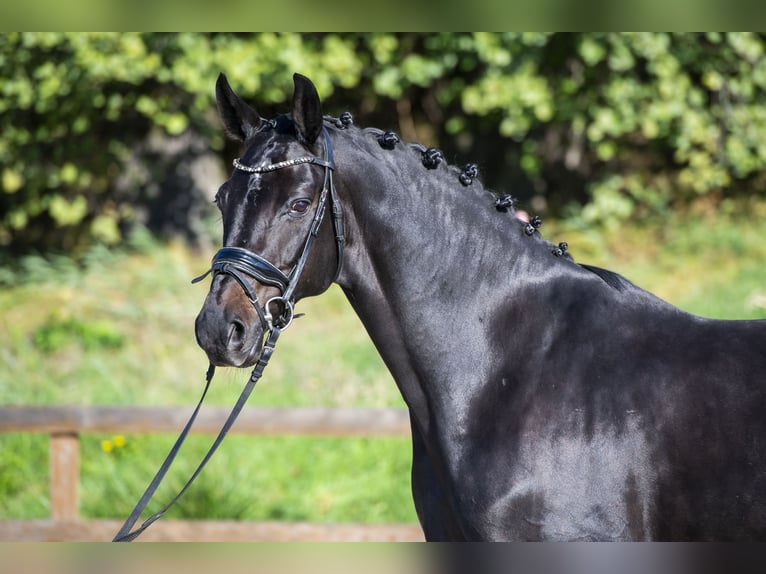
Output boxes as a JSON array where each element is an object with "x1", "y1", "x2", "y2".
[{"x1": 195, "y1": 73, "x2": 766, "y2": 540}]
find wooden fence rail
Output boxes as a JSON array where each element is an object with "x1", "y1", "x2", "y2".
[{"x1": 0, "y1": 405, "x2": 422, "y2": 542}]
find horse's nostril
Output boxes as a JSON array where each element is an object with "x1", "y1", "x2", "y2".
[{"x1": 227, "y1": 318, "x2": 247, "y2": 347}]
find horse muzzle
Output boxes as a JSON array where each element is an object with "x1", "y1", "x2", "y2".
[
  {"x1": 194, "y1": 277, "x2": 274, "y2": 368},
  {"x1": 193, "y1": 246, "x2": 298, "y2": 367}
]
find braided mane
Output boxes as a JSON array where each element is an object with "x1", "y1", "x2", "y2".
[{"x1": 319, "y1": 113, "x2": 582, "y2": 267}]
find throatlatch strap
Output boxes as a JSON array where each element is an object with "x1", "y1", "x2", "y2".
[{"x1": 113, "y1": 328, "x2": 281, "y2": 542}]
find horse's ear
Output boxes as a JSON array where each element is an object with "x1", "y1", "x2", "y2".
[
  {"x1": 215, "y1": 73, "x2": 261, "y2": 142},
  {"x1": 292, "y1": 73, "x2": 323, "y2": 145}
]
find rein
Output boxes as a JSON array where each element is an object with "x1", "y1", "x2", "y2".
[{"x1": 113, "y1": 126, "x2": 342, "y2": 542}]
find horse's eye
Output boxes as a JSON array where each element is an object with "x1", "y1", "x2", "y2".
[{"x1": 290, "y1": 199, "x2": 311, "y2": 214}]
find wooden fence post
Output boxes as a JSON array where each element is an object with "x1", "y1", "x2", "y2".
[
  {"x1": 50, "y1": 432, "x2": 79, "y2": 521},
  {"x1": 0, "y1": 406, "x2": 421, "y2": 541}
]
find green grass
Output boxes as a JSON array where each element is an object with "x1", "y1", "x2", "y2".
[
  {"x1": 1, "y1": 212, "x2": 765, "y2": 525},
  {"x1": 0, "y1": 234, "x2": 411, "y2": 524},
  {"x1": 80, "y1": 434, "x2": 414, "y2": 524}
]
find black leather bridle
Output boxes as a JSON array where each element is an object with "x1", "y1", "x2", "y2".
[
  {"x1": 114, "y1": 125, "x2": 343, "y2": 542},
  {"x1": 191, "y1": 126, "x2": 344, "y2": 331}
]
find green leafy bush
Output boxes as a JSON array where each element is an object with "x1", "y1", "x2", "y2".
[
  {"x1": 0, "y1": 32, "x2": 364, "y2": 256},
  {"x1": 2, "y1": 33, "x2": 765, "y2": 257}
]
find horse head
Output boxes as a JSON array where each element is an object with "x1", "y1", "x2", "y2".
[{"x1": 194, "y1": 73, "x2": 342, "y2": 368}]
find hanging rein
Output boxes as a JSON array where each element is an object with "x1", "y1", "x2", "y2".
[{"x1": 113, "y1": 126, "x2": 343, "y2": 541}]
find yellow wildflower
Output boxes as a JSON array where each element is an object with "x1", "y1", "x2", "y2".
[
  {"x1": 112, "y1": 435, "x2": 126, "y2": 448},
  {"x1": 101, "y1": 440, "x2": 114, "y2": 453}
]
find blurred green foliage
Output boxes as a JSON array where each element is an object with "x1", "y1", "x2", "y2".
[
  {"x1": 33, "y1": 316, "x2": 124, "y2": 353},
  {"x1": 2, "y1": 33, "x2": 766, "y2": 256}
]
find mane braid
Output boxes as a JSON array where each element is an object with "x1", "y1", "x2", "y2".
[{"x1": 329, "y1": 115, "x2": 576, "y2": 264}]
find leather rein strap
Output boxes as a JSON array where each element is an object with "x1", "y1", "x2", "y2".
[
  {"x1": 111, "y1": 331, "x2": 279, "y2": 542},
  {"x1": 113, "y1": 126, "x2": 341, "y2": 542}
]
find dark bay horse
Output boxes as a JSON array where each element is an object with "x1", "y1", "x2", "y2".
[{"x1": 194, "y1": 73, "x2": 766, "y2": 541}]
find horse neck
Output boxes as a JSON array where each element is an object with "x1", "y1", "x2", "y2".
[
  {"x1": 332, "y1": 131, "x2": 550, "y2": 429},
  {"x1": 336, "y1": 132, "x2": 526, "y2": 289}
]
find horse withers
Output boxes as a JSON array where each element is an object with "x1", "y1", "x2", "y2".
[{"x1": 194, "y1": 72, "x2": 766, "y2": 541}]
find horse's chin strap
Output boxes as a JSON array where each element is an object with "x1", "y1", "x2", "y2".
[
  {"x1": 114, "y1": 127, "x2": 343, "y2": 542},
  {"x1": 112, "y1": 327, "x2": 281, "y2": 542}
]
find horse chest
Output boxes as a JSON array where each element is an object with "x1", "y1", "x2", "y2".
[{"x1": 450, "y1": 412, "x2": 657, "y2": 541}]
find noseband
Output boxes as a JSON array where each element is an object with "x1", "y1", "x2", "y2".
[
  {"x1": 114, "y1": 125, "x2": 344, "y2": 542},
  {"x1": 192, "y1": 126, "x2": 344, "y2": 332}
]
